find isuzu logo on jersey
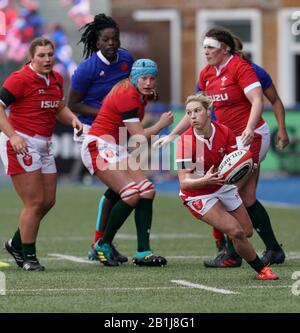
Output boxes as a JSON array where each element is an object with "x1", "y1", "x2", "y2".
[
  {"x1": 210, "y1": 93, "x2": 229, "y2": 102},
  {"x1": 41, "y1": 101, "x2": 60, "y2": 108}
]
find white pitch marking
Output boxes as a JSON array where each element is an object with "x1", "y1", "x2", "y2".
[
  {"x1": 7, "y1": 286, "x2": 176, "y2": 293},
  {"x1": 48, "y1": 253, "x2": 96, "y2": 264},
  {"x1": 48, "y1": 253, "x2": 213, "y2": 263},
  {"x1": 35, "y1": 233, "x2": 207, "y2": 241},
  {"x1": 1, "y1": 252, "x2": 300, "y2": 264},
  {"x1": 171, "y1": 279, "x2": 239, "y2": 295},
  {"x1": 5, "y1": 285, "x2": 291, "y2": 294}
]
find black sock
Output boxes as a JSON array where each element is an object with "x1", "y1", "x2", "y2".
[
  {"x1": 135, "y1": 198, "x2": 153, "y2": 252},
  {"x1": 247, "y1": 254, "x2": 265, "y2": 273},
  {"x1": 226, "y1": 237, "x2": 240, "y2": 257},
  {"x1": 22, "y1": 243, "x2": 36, "y2": 261},
  {"x1": 247, "y1": 200, "x2": 280, "y2": 250},
  {"x1": 11, "y1": 228, "x2": 22, "y2": 250},
  {"x1": 102, "y1": 200, "x2": 134, "y2": 245}
]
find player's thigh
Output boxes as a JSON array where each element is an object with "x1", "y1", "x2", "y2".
[
  {"x1": 94, "y1": 168, "x2": 134, "y2": 194},
  {"x1": 228, "y1": 204, "x2": 253, "y2": 237},
  {"x1": 239, "y1": 167, "x2": 259, "y2": 205},
  {"x1": 41, "y1": 173, "x2": 57, "y2": 207},
  {"x1": 201, "y1": 201, "x2": 241, "y2": 235},
  {"x1": 127, "y1": 166, "x2": 149, "y2": 184},
  {"x1": 81, "y1": 135, "x2": 128, "y2": 175},
  {"x1": 11, "y1": 170, "x2": 45, "y2": 206}
]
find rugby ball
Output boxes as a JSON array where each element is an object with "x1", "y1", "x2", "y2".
[{"x1": 218, "y1": 150, "x2": 253, "y2": 184}]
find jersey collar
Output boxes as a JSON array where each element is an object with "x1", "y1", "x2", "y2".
[
  {"x1": 215, "y1": 54, "x2": 233, "y2": 76},
  {"x1": 97, "y1": 50, "x2": 119, "y2": 65},
  {"x1": 193, "y1": 123, "x2": 216, "y2": 150},
  {"x1": 29, "y1": 63, "x2": 50, "y2": 86}
]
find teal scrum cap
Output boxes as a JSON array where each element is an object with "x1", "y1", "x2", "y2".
[{"x1": 130, "y1": 58, "x2": 158, "y2": 87}]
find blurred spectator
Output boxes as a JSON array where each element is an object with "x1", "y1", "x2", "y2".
[
  {"x1": 49, "y1": 23, "x2": 77, "y2": 85},
  {"x1": 59, "y1": 0, "x2": 93, "y2": 27},
  {"x1": 1, "y1": 0, "x2": 44, "y2": 63},
  {"x1": 0, "y1": 0, "x2": 8, "y2": 10}
]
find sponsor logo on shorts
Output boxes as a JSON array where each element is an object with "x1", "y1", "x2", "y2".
[
  {"x1": 104, "y1": 149, "x2": 115, "y2": 158},
  {"x1": 22, "y1": 154, "x2": 33, "y2": 166},
  {"x1": 191, "y1": 199, "x2": 203, "y2": 211}
]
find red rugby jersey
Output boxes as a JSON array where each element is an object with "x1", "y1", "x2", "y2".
[
  {"x1": 89, "y1": 79, "x2": 146, "y2": 144},
  {"x1": 198, "y1": 54, "x2": 265, "y2": 136},
  {"x1": 176, "y1": 121, "x2": 237, "y2": 198},
  {"x1": 2, "y1": 64, "x2": 64, "y2": 137}
]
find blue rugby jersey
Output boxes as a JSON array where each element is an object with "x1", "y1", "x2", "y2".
[
  {"x1": 71, "y1": 49, "x2": 133, "y2": 125},
  {"x1": 251, "y1": 63, "x2": 272, "y2": 92}
]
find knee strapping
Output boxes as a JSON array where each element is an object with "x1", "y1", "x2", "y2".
[
  {"x1": 136, "y1": 179, "x2": 154, "y2": 196},
  {"x1": 119, "y1": 182, "x2": 139, "y2": 200}
]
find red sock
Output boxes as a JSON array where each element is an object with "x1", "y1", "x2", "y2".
[
  {"x1": 212, "y1": 227, "x2": 224, "y2": 241},
  {"x1": 93, "y1": 230, "x2": 104, "y2": 244}
]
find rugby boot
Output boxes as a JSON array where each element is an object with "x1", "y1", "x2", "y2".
[
  {"x1": 204, "y1": 251, "x2": 242, "y2": 268},
  {"x1": 22, "y1": 257, "x2": 45, "y2": 272},
  {"x1": 261, "y1": 246, "x2": 285, "y2": 266},
  {"x1": 4, "y1": 239, "x2": 24, "y2": 268},
  {"x1": 94, "y1": 241, "x2": 120, "y2": 267},
  {"x1": 132, "y1": 250, "x2": 167, "y2": 267},
  {"x1": 256, "y1": 266, "x2": 279, "y2": 280}
]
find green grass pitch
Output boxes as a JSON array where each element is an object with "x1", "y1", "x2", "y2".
[{"x1": 0, "y1": 185, "x2": 300, "y2": 313}]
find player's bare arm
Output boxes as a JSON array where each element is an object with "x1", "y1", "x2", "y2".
[
  {"x1": 153, "y1": 113, "x2": 189, "y2": 148},
  {"x1": 56, "y1": 105, "x2": 83, "y2": 136},
  {"x1": 67, "y1": 88, "x2": 99, "y2": 117},
  {"x1": 243, "y1": 86, "x2": 263, "y2": 145},
  {"x1": 264, "y1": 84, "x2": 289, "y2": 150},
  {"x1": 178, "y1": 165, "x2": 225, "y2": 190},
  {"x1": 0, "y1": 104, "x2": 28, "y2": 154},
  {"x1": 125, "y1": 111, "x2": 173, "y2": 139}
]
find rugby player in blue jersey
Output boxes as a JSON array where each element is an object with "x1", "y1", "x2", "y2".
[{"x1": 67, "y1": 13, "x2": 134, "y2": 263}]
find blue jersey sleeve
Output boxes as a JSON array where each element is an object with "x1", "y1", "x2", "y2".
[
  {"x1": 71, "y1": 62, "x2": 92, "y2": 94},
  {"x1": 251, "y1": 63, "x2": 272, "y2": 91}
]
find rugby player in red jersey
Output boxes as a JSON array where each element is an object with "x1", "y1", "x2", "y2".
[
  {"x1": 176, "y1": 92, "x2": 278, "y2": 280},
  {"x1": 81, "y1": 59, "x2": 173, "y2": 267},
  {"x1": 155, "y1": 28, "x2": 285, "y2": 268},
  {"x1": 0, "y1": 37, "x2": 83, "y2": 271},
  {"x1": 198, "y1": 28, "x2": 284, "y2": 267}
]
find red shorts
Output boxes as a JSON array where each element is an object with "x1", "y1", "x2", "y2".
[
  {"x1": 236, "y1": 123, "x2": 270, "y2": 164},
  {"x1": 0, "y1": 131, "x2": 56, "y2": 175}
]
